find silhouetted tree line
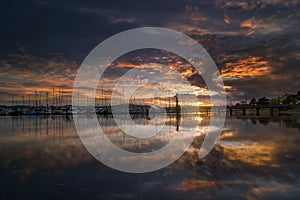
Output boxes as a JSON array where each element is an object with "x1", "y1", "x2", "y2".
[{"x1": 247, "y1": 90, "x2": 300, "y2": 105}]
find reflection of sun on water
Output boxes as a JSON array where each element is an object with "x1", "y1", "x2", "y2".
[{"x1": 194, "y1": 116, "x2": 203, "y2": 122}]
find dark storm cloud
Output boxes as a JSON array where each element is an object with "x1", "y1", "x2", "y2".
[{"x1": 0, "y1": 0, "x2": 185, "y2": 61}]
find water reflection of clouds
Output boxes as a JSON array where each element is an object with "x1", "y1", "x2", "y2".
[
  {"x1": 0, "y1": 116, "x2": 92, "y2": 179},
  {"x1": 0, "y1": 137, "x2": 92, "y2": 179},
  {"x1": 218, "y1": 118, "x2": 300, "y2": 168},
  {"x1": 219, "y1": 141, "x2": 276, "y2": 167},
  {"x1": 168, "y1": 177, "x2": 299, "y2": 199},
  {"x1": 0, "y1": 115, "x2": 299, "y2": 196}
]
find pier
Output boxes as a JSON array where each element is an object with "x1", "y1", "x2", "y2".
[{"x1": 228, "y1": 104, "x2": 297, "y2": 116}]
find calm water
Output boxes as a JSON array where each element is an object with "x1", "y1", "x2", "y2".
[{"x1": 0, "y1": 115, "x2": 299, "y2": 199}]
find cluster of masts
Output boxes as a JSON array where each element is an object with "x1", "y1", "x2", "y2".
[
  {"x1": 5, "y1": 88, "x2": 199, "y2": 108},
  {"x1": 9, "y1": 88, "x2": 68, "y2": 107}
]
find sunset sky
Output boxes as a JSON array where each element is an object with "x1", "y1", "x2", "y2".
[{"x1": 0, "y1": 0, "x2": 299, "y2": 105}]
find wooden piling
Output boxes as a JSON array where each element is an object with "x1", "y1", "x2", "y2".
[
  {"x1": 256, "y1": 108, "x2": 260, "y2": 116},
  {"x1": 242, "y1": 108, "x2": 246, "y2": 116},
  {"x1": 270, "y1": 108, "x2": 274, "y2": 116}
]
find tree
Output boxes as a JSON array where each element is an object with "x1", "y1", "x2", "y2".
[
  {"x1": 257, "y1": 97, "x2": 269, "y2": 105},
  {"x1": 249, "y1": 98, "x2": 256, "y2": 105},
  {"x1": 269, "y1": 98, "x2": 280, "y2": 105},
  {"x1": 283, "y1": 95, "x2": 297, "y2": 104}
]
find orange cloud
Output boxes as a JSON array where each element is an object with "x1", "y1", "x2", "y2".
[
  {"x1": 240, "y1": 17, "x2": 259, "y2": 35},
  {"x1": 224, "y1": 15, "x2": 232, "y2": 24},
  {"x1": 168, "y1": 24, "x2": 210, "y2": 35},
  {"x1": 184, "y1": 5, "x2": 207, "y2": 23},
  {"x1": 216, "y1": 0, "x2": 257, "y2": 10},
  {"x1": 216, "y1": 0, "x2": 299, "y2": 10},
  {"x1": 114, "y1": 60, "x2": 200, "y2": 78},
  {"x1": 171, "y1": 178, "x2": 253, "y2": 191},
  {"x1": 0, "y1": 53, "x2": 78, "y2": 102},
  {"x1": 240, "y1": 17, "x2": 258, "y2": 29},
  {"x1": 221, "y1": 56, "x2": 271, "y2": 80},
  {"x1": 114, "y1": 61, "x2": 140, "y2": 68}
]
